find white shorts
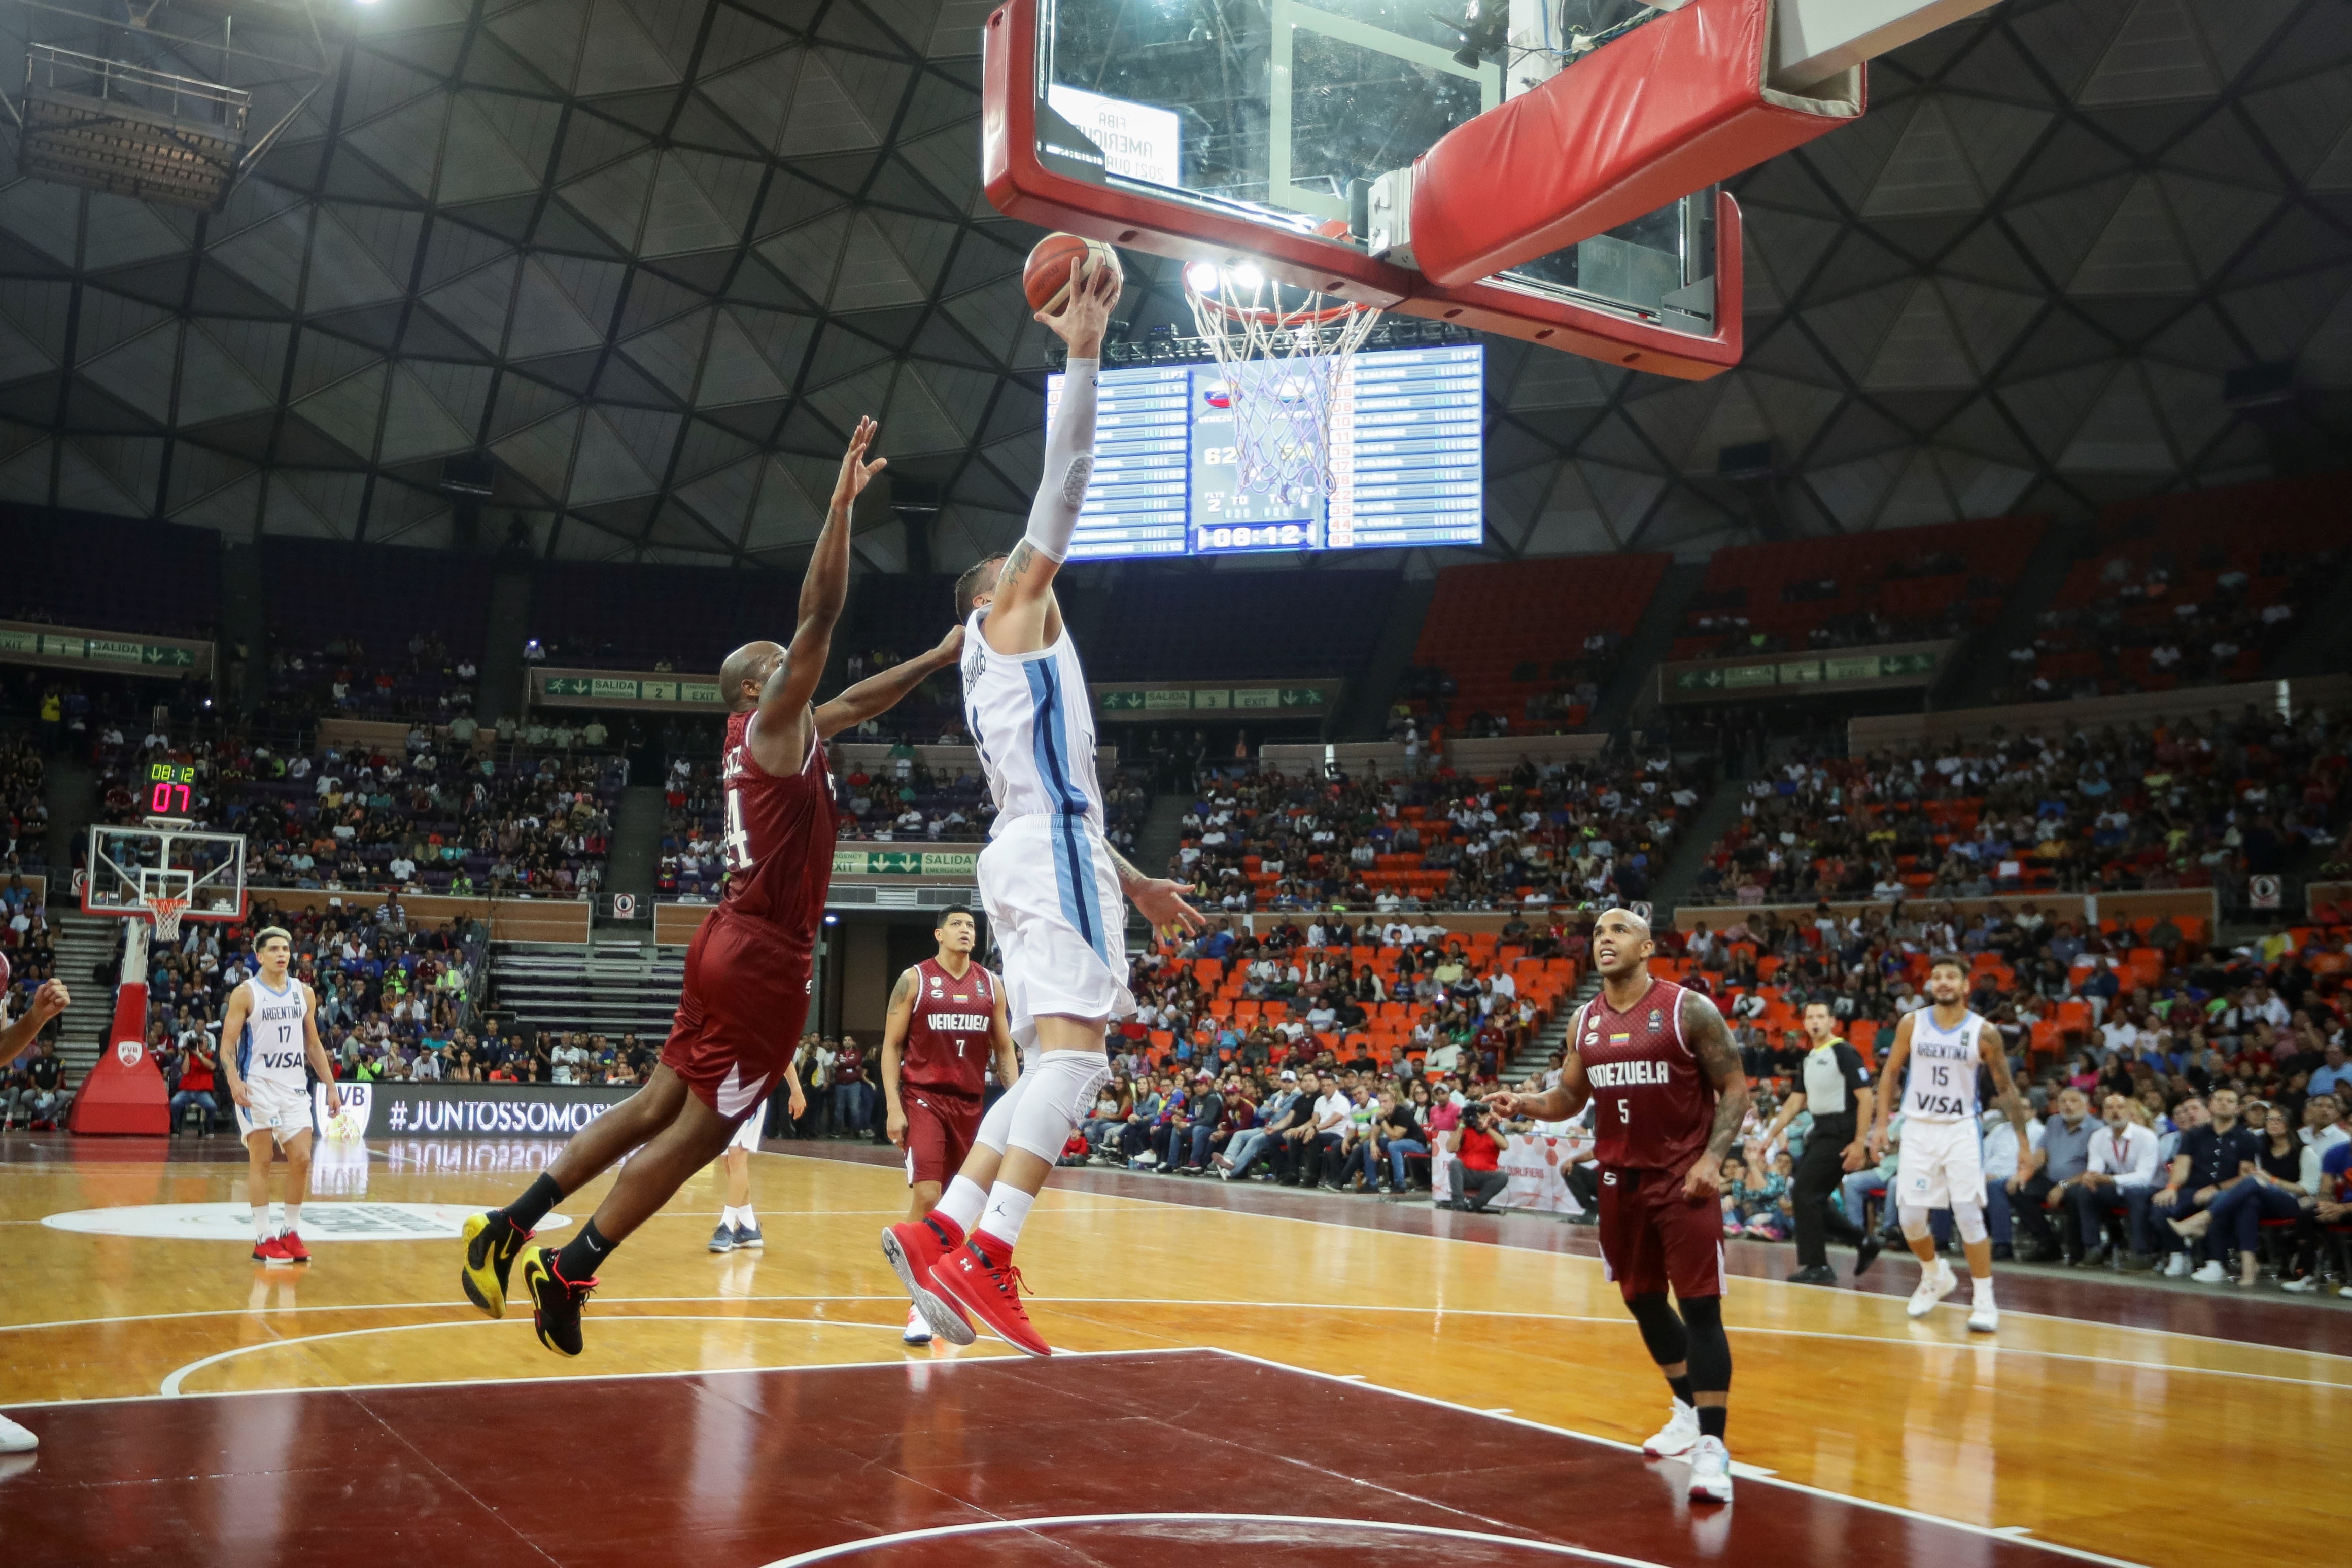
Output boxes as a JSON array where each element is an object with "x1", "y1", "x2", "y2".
[
  {"x1": 236, "y1": 1078, "x2": 315, "y2": 1147},
  {"x1": 728, "y1": 1097, "x2": 770, "y2": 1153},
  {"x1": 1894, "y1": 1117, "x2": 1984, "y2": 1209},
  {"x1": 978, "y1": 814, "x2": 1134, "y2": 1052}
]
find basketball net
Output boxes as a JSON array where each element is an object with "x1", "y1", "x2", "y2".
[
  {"x1": 1185, "y1": 267, "x2": 1380, "y2": 500},
  {"x1": 143, "y1": 894, "x2": 190, "y2": 944}
]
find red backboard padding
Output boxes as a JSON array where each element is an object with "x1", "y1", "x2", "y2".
[{"x1": 1411, "y1": 0, "x2": 1862, "y2": 288}]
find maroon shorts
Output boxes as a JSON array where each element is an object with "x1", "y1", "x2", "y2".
[
  {"x1": 1596, "y1": 1164, "x2": 1725, "y2": 1303},
  {"x1": 902, "y1": 1087, "x2": 984, "y2": 1187},
  {"x1": 661, "y1": 908, "x2": 813, "y2": 1119}
]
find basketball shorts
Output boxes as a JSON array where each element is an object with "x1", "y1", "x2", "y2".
[
  {"x1": 902, "y1": 1087, "x2": 984, "y2": 1187},
  {"x1": 661, "y1": 907, "x2": 814, "y2": 1121},
  {"x1": 978, "y1": 814, "x2": 1133, "y2": 1051},
  {"x1": 1894, "y1": 1116, "x2": 1984, "y2": 1209},
  {"x1": 727, "y1": 1097, "x2": 771, "y2": 1153},
  {"x1": 236, "y1": 1078, "x2": 314, "y2": 1147},
  {"x1": 1597, "y1": 1165, "x2": 1726, "y2": 1303}
]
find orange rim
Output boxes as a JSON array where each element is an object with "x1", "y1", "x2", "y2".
[{"x1": 1185, "y1": 287, "x2": 1369, "y2": 329}]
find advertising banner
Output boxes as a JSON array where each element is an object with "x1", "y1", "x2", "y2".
[{"x1": 315, "y1": 1080, "x2": 637, "y2": 1139}]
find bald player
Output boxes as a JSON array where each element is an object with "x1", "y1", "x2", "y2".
[
  {"x1": 457, "y1": 416, "x2": 964, "y2": 1356},
  {"x1": 1485, "y1": 907, "x2": 1750, "y2": 1505}
]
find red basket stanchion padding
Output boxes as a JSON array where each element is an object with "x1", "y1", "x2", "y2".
[{"x1": 68, "y1": 970, "x2": 167, "y2": 1136}]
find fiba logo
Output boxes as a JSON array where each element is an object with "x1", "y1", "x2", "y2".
[{"x1": 116, "y1": 1039, "x2": 143, "y2": 1067}]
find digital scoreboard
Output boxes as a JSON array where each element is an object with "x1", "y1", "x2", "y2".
[{"x1": 1049, "y1": 343, "x2": 1484, "y2": 560}]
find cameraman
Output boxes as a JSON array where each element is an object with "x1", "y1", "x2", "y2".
[{"x1": 1440, "y1": 1101, "x2": 1510, "y2": 1213}]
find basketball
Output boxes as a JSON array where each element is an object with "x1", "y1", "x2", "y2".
[{"x1": 1022, "y1": 233, "x2": 1121, "y2": 314}]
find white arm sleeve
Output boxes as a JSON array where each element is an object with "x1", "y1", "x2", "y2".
[{"x1": 1025, "y1": 356, "x2": 1099, "y2": 562}]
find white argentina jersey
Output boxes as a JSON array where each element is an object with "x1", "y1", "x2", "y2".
[
  {"x1": 1902, "y1": 1007, "x2": 1985, "y2": 1123},
  {"x1": 960, "y1": 606, "x2": 1104, "y2": 837},
  {"x1": 238, "y1": 976, "x2": 310, "y2": 1089}
]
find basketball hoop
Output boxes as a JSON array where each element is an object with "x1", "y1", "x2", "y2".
[
  {"x1": 1184, "y1": 263, "x2": 1380, "y2": 500},
  {"x1": 142, "y1": 894, "x2": 190, "y2": 944}
]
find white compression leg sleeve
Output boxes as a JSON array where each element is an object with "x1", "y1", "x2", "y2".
[
  {"x1": 972, "y1": 1070, "x2": 1035, "y2": 1156},
  {"x1": 1950, "y1": 1199, "x2": 1988, "y2": 1245},
  {"x1": 1022, "y1": 358, "x2": 1097, "y2": 562},
  {"x1": 1005, "y1": 1050, "x2": 1112, "y2": 1162},
  {"x1": 1898, "y1": 1202, "x2": 1935, "y2": 1242}
]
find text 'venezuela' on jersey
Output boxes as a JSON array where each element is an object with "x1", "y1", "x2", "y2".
[
  {"x1": 900, "y1": 958, "x2": 997, "y2": 1098},
  {"x1": 238, "y1": 974, "x2": 308, "y2": 1087},
  {"x1": 958, "y1": 606, "x2": 1104, "y2": 837},
  {"x1": 1573, "y1": 975, "x2": 1718, "y2": 1174},
  {"x1": 716, "y1": 708, "x2": 836, "y2": 955},
  {"x1": 1901, "y1": 1007, "x2": 1987, "y2": 1123}
]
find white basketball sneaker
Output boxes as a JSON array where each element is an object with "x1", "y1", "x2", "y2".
[
  {"x1": 1686, "y1": 1435, "x2": 1734, "y2": 1503},
  {"x1": 1641, "y1": 1399, "x2": 1699, "y2": 1458},
  {"x1": 1968, "y1": 1297, "x2": 1999, "y2": 1333},
  {"x1": 1906, "y1": 1260, "x2": 1957, "y2": 1318},
  {"x1": 2190, "y1": 1260, "x2": 2227, "y2": 1284},
  {"x1": 902, "y1": 1304, "x2": 933, "y2": 1346},
  {"x1": 0, "y1": 1414, "x2": 36, "y2": 1453},
  {"x1": 2163, "y1": 1252, "x2": 2191, "y2": 1278}
]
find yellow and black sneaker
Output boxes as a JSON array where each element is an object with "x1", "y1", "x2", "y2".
[
  {"x1": 521, "y1": 1247, "x2": 597, "y2": 1357},
  {"x1": 459, "y1": 1211, "x2": 531, "y2": 1319}
]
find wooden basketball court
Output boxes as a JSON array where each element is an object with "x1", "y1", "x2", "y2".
[{"x1": 2, "y1": 1135, "x2": 2343, "y2": 1567}]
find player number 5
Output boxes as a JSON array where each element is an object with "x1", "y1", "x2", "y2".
[{"x1": 1616, "y1": 1098, "x2": 1630, "y2": 1125}]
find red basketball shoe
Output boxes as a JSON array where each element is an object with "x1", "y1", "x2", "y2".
[
  {"x1": 881, "y1": 1218, "x2": 975, "y2": 1347},
  {"x1": 278, "y1": 1231, "x2": 312, "y2": 1263},
  {"x1": 930, "y1": 1240, "x2": 1051, "y2": 1358},
  {"x1": 253, "y1": 1235, "x2": 291, "y2": 1265}
]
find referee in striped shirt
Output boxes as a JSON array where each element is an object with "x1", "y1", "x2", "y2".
[{"x1": 1749, "y1": 1001, "x2": 1881, "y2": 1284}]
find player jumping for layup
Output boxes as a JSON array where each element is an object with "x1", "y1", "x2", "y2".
[
  {"x1": 1864, "y1": 954, "x2": 2038, "y2": 1332},
  {"x1": 880, "y1": 253, "x2": 1205, "y2": 1356},
  {"x1": 880, "y1": 904, "x2": 1020, "y2": 1344},
  {"x1": 1485, "y1": 908, "x2": 1750, "y2": 1504},
  {"x1": 457, "y1": 417, "x2": 965, "y2": 1355},
  {"x1": 220, "y1": 928, "x2": 342, "y2": 1265}
]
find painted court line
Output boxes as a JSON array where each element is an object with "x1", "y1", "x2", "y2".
[
  {"x1": 764, "y1": 1512, "x2": 1676, "y2": 1566},
  {"x1": 0, "y1": 1344, "x2": 1181, "y2": 1412},
  {"x1": 1205, "y1": 1348, "x2": 2153, "y2": 1568}
]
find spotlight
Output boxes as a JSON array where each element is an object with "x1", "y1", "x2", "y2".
[
  {"x1": 1448, "y1": 0, "x2": 1507, "y2": 68},
  {"x1": 1185, "y1": 261, "x2": 1221, "y2": 294},
  {"x1": 1231, "y1": 261, "x2": 1265, "y2": 291}
]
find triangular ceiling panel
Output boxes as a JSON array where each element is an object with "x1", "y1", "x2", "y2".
[{"x1": 0, "y1": 0, "x2": 2321, "y2": 568}]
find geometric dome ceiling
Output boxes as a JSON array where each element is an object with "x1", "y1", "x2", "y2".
[{"x1": 0, "y1": 0, "x2": 2343, "y2": 571}]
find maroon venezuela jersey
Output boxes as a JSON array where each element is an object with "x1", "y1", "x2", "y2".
[
  {"x1": 1574, "y1": 975, "x2": 1718, "y2": 1174},
  {"x1": 901, "y1": 958, "x2": 997, "y2": 1097},
  {"x1": 717, "y1": 709, "x2": 835, "y2": 953}
]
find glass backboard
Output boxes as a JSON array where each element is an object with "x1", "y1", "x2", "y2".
[
  {"x1": 1032, "y1": 0, "x2": 1717, "y2": 332},
  {"x1": 83, "y1": 823, "x2": 249, "y2": 925}
]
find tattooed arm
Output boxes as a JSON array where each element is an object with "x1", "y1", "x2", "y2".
[
  {"x1": 1108, "y1": 842, "x2": 1207, "y2": 936},
  {"x1": 1680, "y1": 987, "x2": 1752, "y2": 1203}
]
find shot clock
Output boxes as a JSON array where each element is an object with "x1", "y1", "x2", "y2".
[{"x1": 147, "y1": 760, "x2": 195, "y2": 816}]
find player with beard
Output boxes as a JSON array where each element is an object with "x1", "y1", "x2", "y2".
[
  {"x1": 1864, "y1": 954, "x2": 2036, "y2": 1332},
  {"x1": 1484, "y1": 907, "x2": 1750, "y2": 1504}
]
